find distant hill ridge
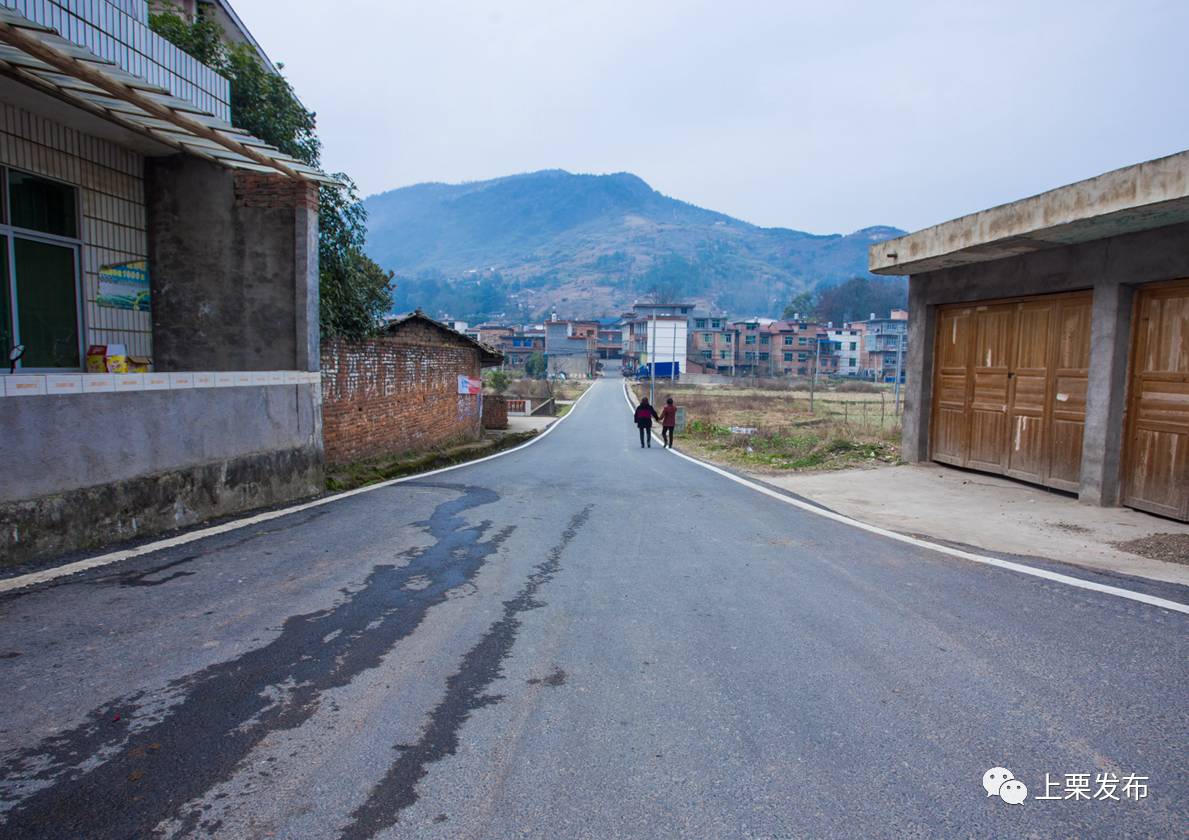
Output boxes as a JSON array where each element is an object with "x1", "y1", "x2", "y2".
[{"x1": 362, "y1": 169, "x2": 905, "y2": 320}]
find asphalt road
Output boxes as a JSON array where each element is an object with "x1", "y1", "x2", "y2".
[{"x1": 1, "y1": 376, "x2": 1186, "y2": 839}]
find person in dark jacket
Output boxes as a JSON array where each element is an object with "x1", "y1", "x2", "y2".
[
  {"x1": 659, "y1": 397, "x2": 677, "y2": 448},
  {"x1": 634, "y1": 397, "x2": 660, "y2": 448}
]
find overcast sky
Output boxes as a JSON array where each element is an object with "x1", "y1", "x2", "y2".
[{"x1": 234, "y1": 0, "x2": 1187, "y2": 234}]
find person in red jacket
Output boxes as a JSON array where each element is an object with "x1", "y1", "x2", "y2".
[
  {"x1": 634, "y1": 397, "x2": 660, "y2": 448},
  {"x1": 659, "y1": 397, "x2": 677, "y2": 448}
]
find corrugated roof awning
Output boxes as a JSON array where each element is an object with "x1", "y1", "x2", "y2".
[{"x1": 0, "y1": 8, "x2": 340, "y2": 185}]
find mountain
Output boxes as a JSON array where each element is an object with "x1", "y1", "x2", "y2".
[{"x1": 362, "y1": 170, "x2": 905, "y2": 321}]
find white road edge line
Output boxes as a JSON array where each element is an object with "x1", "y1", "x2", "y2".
[
  {"x1": 0, "y1": 381, "x2": 601, "y2": 595},
  {"x1": 622, "y1": 380, "x2": 1189, "y2": 615}
]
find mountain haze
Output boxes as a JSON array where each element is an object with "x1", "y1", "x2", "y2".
[{"x1": 363, "y1": 170, "x2": 904, "y2": 321}]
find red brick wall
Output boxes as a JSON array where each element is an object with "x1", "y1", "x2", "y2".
[
  {"x1": 482, "y1": 395, "x2": 508, "y2": 430},
  {"x1": 233, "y1": 172, "x2": 320, "y2": 210},
  {"x1": 321, "y1": 337, "x2": 482, "y2": 465}
]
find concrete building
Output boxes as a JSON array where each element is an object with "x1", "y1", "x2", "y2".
[
  {"x1": 544, "y1": 319, "x2": 595, "y2": 378},
  {"x1": 689, "y1": 323, "x2": 734, "y2": 373},
  {"x1": 767, "y1": 320, "x2": 826, "y2": 377},
  {"x1": 498, "y1": 330, "x2": 545, "y2": 368},
  {"x1": 871, "y1": 151, "x2": 1189, "y2": 520},
  {"x1": 828, "y1": 326, "x2": 864, "y2": 376},
  {"x1": 0, "y1": 1, "x2": 334, "y2": 562},
  {"x1": 731, "y1": 318, "x2": 776, "y2": 374},
  {"x1": 862, "y1": 310, "x2": 908, "y2": 382},
  {"x1": 622, "y1": 314, "x2": 688, "y2": 374},
  {"x1": 595, "y1": 322, "x2": 622, "y2": 361},
  {"x1": 465, "y1": 323, "x2": 513, "y2": 348}
]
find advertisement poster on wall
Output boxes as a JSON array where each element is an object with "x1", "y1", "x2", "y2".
[
  {"x1": 457, "y1": 375, "x2": 482, "y2": 395},
  {"x1": 96, "y1": 261, "x2": 150, "y2": 311}
]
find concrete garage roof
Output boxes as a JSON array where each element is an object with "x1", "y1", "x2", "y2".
[{"x1": 869, "y1": 150, "x2": 1189, "y2": 275}]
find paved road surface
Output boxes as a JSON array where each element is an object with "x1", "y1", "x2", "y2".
[{"x1": 1, "y1": 377, "x2": 1186, "y2": 838}]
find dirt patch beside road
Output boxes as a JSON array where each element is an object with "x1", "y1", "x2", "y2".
[{"x1": 1112, "y1": 533, "x2": 1189, "y2": 566}]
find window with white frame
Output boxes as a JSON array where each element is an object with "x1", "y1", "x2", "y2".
[{"x1": 1, "y1": 168, "x2": 82, "y2": 370}]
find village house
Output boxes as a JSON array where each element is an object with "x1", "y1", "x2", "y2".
[
  {"x1": 0, "y1": 0, "x2": 333, "y2": 562},
  {"x1": 871, "y1": 151, "x2": 1189, "y2": 520},
  {"x1": 827, "y1": 325, "x2": 864, "y2": 376},
  {"x1": 497, "y1": 329, "x2": 545, "y2": 368},
  {"x1": 595, "y1": 320, "x2": 622, "y2": 361},
  {"x1": 320, "y1": 312, "x2": 502, "y2": 465},
  {"x1": 621, "y1": 305, "x2": 688, "y2": 375},
  {"x1": 861, "y1": 309, "x2": 908, "y2": 382},
  {"x1": 544, "y1": 318, "x2": 596, "y2": 378},
  {"x1": 465, "y1": 323, "x2": 513, "y2": 348}
]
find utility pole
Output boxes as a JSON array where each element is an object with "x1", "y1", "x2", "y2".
[
  {"x1": 649, "y1": 308, "x2": 657, "y2": 405},
  {"x1": 810, "y1": 335, "x2": 821, "y2": 413},
  {"x1": 671, "y1": 316, "x2": 677, "y2": 383},
  {"x1": 893, "y1": 327, "x2": 904, "y2": 414}
]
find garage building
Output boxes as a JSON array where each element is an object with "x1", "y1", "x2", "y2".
[{"x1": 870, "y1": 151, "x2": 1189, "y2": 521}]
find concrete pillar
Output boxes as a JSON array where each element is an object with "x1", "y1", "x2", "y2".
[
  {"x1": 1078, "y1": 280, "x2": 1134, "y2": 506},
  {"x1": 900, "y1": 277, "x2": 936, "y2": 462},
  {"x1": 294, "y1": 199, "x2": 320, "y2": 372},
  {"x1": 146, "y1": 156, "x2": 319, "y2": 372}
]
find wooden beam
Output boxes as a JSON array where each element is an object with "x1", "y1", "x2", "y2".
[{"x1": 0, "y1": 62, "x2": 225, "y2": 167}]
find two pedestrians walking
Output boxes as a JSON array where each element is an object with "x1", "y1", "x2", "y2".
[{"x1": 634, "y1": 396, "x2": 677, "y2": 449}]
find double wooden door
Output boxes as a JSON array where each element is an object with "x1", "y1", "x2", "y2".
[
  {"x1": 1123, "y1": 279, "x2": 1189, "y2": 521},
  {"x1": 931, "y1": 291, "x2": 1092, "y2": 492}
]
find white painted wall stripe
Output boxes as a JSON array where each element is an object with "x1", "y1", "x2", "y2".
[
  {"x1": 0, "y1": 371, "x2": 320, "y2": 397},
  {"x1": 0, "y1": 381, "x2": 596, "y2": 594},
  {"x1": 621, "y1": 379, "x2": 1189, "y2": 615}
]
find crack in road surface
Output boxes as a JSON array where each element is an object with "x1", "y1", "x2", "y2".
[
  {"x1": 0, "y1": 484, "x2": 510, "y2": 839},
  {"x1": 340, "y1": 505, "x2": 594, "y2": 840}
]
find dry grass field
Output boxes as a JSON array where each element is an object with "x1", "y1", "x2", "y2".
[{"x1": 631, "y1": 380, "x2": 902, "y2": 473}]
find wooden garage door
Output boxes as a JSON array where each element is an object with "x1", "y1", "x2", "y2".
[
  {"x1": 930, "y1": 291, "x2": 1091, "y2": 491},
  {"x1": 1123, "y1": 279, "x2": 1189, "y2": 521}
]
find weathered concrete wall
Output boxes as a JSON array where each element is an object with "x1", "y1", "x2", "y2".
[
  {"x1": 0, "y1": 384, "x2": 323, "y2": 562},
  {"x1": 902, "y1": 220, "x2": 1189, "y2": 506},
  {"x1": 321, "y1": 338, "x2": 482, "y2": 465},
  {"x1": 872, "y1": 151, "x2": 1189, "y2": 274},
  {"x1": 147, "y1": 157, "x2": 320, "y2": 372}
]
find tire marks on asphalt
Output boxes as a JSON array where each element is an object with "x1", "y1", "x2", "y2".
[
  {"x1": 340, "y1": 504, "x2": 594, "y2": 840},
  {"x1": 0, "y1": 484, "x2": 510, "y2": 839}
]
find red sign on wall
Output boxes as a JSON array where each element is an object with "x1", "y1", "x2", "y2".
[{"x1": 457, "y1": 375, "x2": 481, "y2": 395}]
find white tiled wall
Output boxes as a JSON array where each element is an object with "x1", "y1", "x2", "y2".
[
  {"x1": 0, "y1": 0, "x2": 232, "y2": 121},
  {"x1": 0, "y1": 102, "x2": 152, "y2": 358}
]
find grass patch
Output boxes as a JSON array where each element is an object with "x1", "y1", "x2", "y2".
[
  {"x1": 634, "y1": 382, "x2": 901, "y2": 473},
  {"x1": 325, "y1": 432, "x2": 538, "y2": 492}
]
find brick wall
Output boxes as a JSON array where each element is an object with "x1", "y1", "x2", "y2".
[
  {"x1": 321, "y1": 336, "x2": 482, "y2": 465},
  {"x1": 483, "y1": 395, "x2": 508, "y2": 430},
  {"x1": 233, "y1": 172, "x2": 320, "y2": 210}
]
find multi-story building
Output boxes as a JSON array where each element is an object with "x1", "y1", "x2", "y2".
[
  {"x1": 498, "y1": 330, "x2": 545, "y2": 367},
  {"x1": 828, "y1": 326, "x2": 865, "y2": 376},
  {"x1": 596, "y1": 322, "x2": 622, "y2": 360},
  {"x1": 863, "y1": 309, "x2": 909, "y2": 382},
  {"x1": 731, "y1": 317, "x2": 776, "y2": 374},
  {"x1": 0, "y1": 0, "x2": 334, "y2": 561},
  {"x1": 689, "y1": 325, "x2": 735, "y2": 373},
  {"x1": 620, "y1": 302, "x2": 693, "y2": 373},
  {"x1": 466, "y1": 323, "x2": 513, "y2": 347},
  {"x1": 545, "y1": 319, "x2": 596, "y2": 377},
  {"x1": 622, "y1": 314, "x2": 688, "y2": 374}
]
